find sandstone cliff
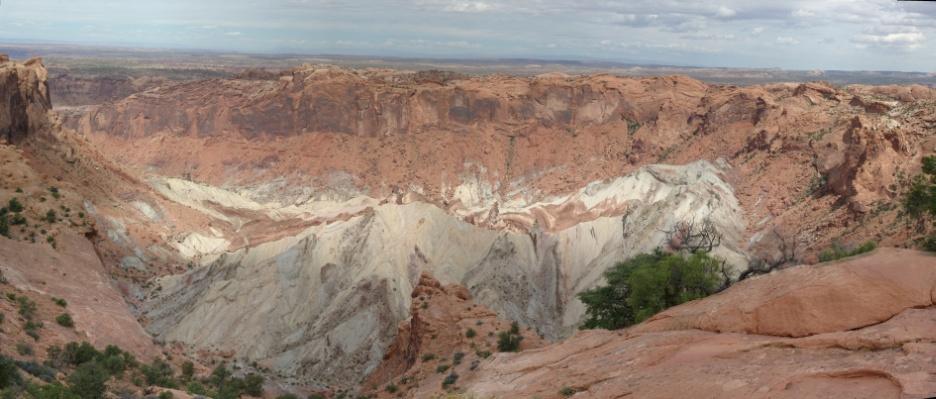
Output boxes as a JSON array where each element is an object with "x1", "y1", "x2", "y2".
[{"x1": 0, "y1": 55, "x2": 51, "y2": 143}]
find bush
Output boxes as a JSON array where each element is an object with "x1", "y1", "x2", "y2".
[
  {"x1": 67, "y1": 362, "x2": 109, "y2": 399},
  {"x1": 435, "y1": 364, "x2": 449, "y2": 374},
  {"x1": 185, "y1": 381, "x2": 207, "y2": 396},
  {"x1": 559, "y1": 386, "x2": 577, "y2": 397},
  {"x1": 141, "y1": 359, "x2": 175, "y2": 387},
  {"x1": 7, "y1": 199, "x2": 23, "y2": 213},
  {"x1": 421, "y1": 354, "x2": 436, "y2": 362},
  {"x1": 276, "y1": 395, "x2": 299, "y2": 399},
  {"x1": 385, "y1": 384, "x2": 398, "y2": 393},
  {"x1": 465, "y1": 328, "x2": 476, "y2": 338},
  {"x1": 15, "y1": 360, "x2": 56, "y2": 382},
  {"x1": 45, "y1": 210, "x2": 57, "y2": 223},
  {"x1": 53, "y1": 298, "x2": 67, "y2": 307},
  {"x1": 578, "y1": 250, "x2": 726, "y2": 330},
  {"x1": 16, "y1": 342, "x2": 33, "y2": 356},
  {"x1": 56, "y1": 313, "x2": 75, "y2": 328},
  {"x1": 180, "y1": 361, "x2": 194, "y2": 381},
  {"x1": 441, "y1": 372, "x2": 458, "y2": 388},
  {"x1": 242, "y1": 373, "x2": 264, "y2": 396},
  {"x1": 24, "y1": 321, "x2": 42, "y2": 341},
  {"x1": 26, "y1": 383, "x2": 80, "y2": 399},
  {"x1": 62, "y1": 342, "x2": 100, "y2": 366},
  {"x1": 0, "y1": 356, "x2": 21, "y2": 389},
  {"x1": 817, "y1": 241, "x2": 876, "y2": 262},
  {"x1": 17, "y1": 296, "x2": 37, "y2": 320},
  {"x1": 158, "y1": 391, "x2": 173, "y2": 399},
  {"x1": 452, "y1": 352, "x2": 465, "y2": 365}
]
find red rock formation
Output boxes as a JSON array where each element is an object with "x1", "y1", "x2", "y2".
[
  {"x1": 0, "y1": 56, "x2": 51, "y2": 143},
  {"x1": 459, "y1": 248, "x2": 936, "y2": 399}
]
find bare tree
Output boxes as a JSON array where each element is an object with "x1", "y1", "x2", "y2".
[
  {"x1": 738, "y1": 227, "x2": 798, "y2": 281},
  {"x1": 664, "y1": 218, "x2": 723, "y2": 253}
]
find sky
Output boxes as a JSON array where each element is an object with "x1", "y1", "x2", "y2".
[{"x1": 0, "y1": 0, "x2": 934, "y2": 72}]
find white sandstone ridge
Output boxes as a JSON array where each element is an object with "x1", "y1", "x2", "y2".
[{"x1": 141, "y1": 160, "x2": 747, "y2": 387}]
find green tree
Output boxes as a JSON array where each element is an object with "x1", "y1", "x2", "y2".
[
  {"x1": 0, "y1": 356, "x2": 21, "y2": 390},
  {"x1": 242, "y1": 373, "x2": 264, "y2": 397},
  {"x1": 67, "y1": 362, "x2": 109, "y2": 399},
  {"x1": 904, "y1": 155, "x2": 936, "y2": 251},
  {"x1": 578, "y1": 250, "x2": 726, "y2": 330}
]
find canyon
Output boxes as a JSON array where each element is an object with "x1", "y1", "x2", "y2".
[{"x1": 1, "y1": 54, "x2": 935, "y2": 398}]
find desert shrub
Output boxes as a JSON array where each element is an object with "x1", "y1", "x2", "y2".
[
  {"x1": 56, "y1": 313, "x2": 75, "y2": 328},
  {"x1": 17, "y1": 296, "x2": 37, "y2": 320},
  {"x1": 67, "y1": 362, "x2": 109, "y2": 399},
  {"x1": 16, "y1": 360, "x2": 57, "y2": 382},
  {"x1": 465, "y1": 328, "x2": 476, "y2": 338},
  {"x1": 158, "y1": 391, "x2": 173, "y2": 399},
  {"x1": 435, "y1": 364, "x2": 449, "y2": 374},
  {"x1": 25, "y1": 383, "x2": 80, "y2": 399},
  {"x1": 62, "y1": 342, "x2": 100, "y2": 366},
  {"x1": 559, "y1": 386, "x2": 577, "y2": 397},
  {"x1": 24, "y1": 321, "x2": 42, "y2": 341},
  {"x1": 475, "y1": 350, "x2": 491, "y2": 359},
  {"x1": 903, "y1": 155, "x2": 936, "y2": 251},
  {"x1": 180, "y1": 361, "x2": 194, "y2": 381},
  {"x1": 15, "y1": 342, "x2": 32, "y2": 356},
  {"x1": 0, "y1": 215, "x2": 8, "y2": 238},
  {"x1": 385, "y1": 384, "x2": 398, "y2": 393},
  {"x1": 0, "y1": 356, "x2": 21, "y2": 389},
  {"x1": 276, "y1": 394, "x2": 299, "y2": 399},
  {"x1": 578, "y1": 250, "x2": 726, "y2": 330},
  {"x1": 441, "y1": 372, "x2": 458, "y2": 388},
  {"x1": 7, "y1": 199, "x2": 23, "y2": 213},
  {"x1": 496, "y1": 322, "x2": 523, "y2": 352},
  {"x1": 817, "y1": 241, "x2": 876, "y2": 262},
  {"x1": 49, "y1": 187, "x2": 60, "y2": 200},
  {"x1": 53, "y1": 298, "x2": 67, "y2": 307},
  {"x1": 141, "y1": 359, "x2": 175, "y2": 388},
  {"x1": 452, "y1": 352, "x2": 465, "y2": 365},
  {"x1": 45, "y1": 210, "x2": 56, "y2": 223},
  {"x1": 421, "y1": 353, "x2": 436, "y2": 362},
  {"x1": 242, "y1": 373, "x2": 264, "y2": 396},
  {"x1": 185, "y1": 381, "x2": 207, "y2": 396}
]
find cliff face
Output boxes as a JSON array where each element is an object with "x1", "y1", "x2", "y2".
[
  {"x1": 0, "y1": 55, "x2": 51, "y2": 143},
  {"x1": 36, "y1": 63, "x2": 936, "y2": 391}
]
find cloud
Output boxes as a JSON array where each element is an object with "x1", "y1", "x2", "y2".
[
  {"x1": 715, "y1": 6, "x2": 736, "y2": 18},
  {"x1": 854, "y1": 27, "x2": 925, "y2": 49},
  {"x1": 225, "y1": 31, "x2": 242, "y2": 36},
  {"x1": 776, "y1": 36, "x2": 800, "y2": 45}
]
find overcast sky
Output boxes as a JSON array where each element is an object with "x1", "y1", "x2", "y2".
[{"x1": 1, "y1": 0, "x2": 934, "y2": 71}]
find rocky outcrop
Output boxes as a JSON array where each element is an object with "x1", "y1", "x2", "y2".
[
  {"x1": 0, "y1": 56, "x2": 51, "y2": 143},
  {"x1": 460, "y1": 249, "x2": 936, "y2": 399}
]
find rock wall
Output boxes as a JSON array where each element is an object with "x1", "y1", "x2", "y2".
[{"x1": 0, "y1": 56, "x2": 51, "y2": 143}]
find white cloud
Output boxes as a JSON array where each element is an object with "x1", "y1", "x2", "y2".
[
  {"x1": 751, "y1": 27, "x2": 765, "y2": 35},
  {"x1": 443, "y1": 1, "x2": 495, "y2": 13},
  {"x1": 776, "y1": 36, "x2": 800, "y2": 45},
  {"x1": 225, "y1": 31, "x2": 242, "y2": 36},
  {"x1": 854, "y1": 29, "x2": 924, "y2": 49},
  {"x1": 715, "y1": 6, "x2": 736, "y2": 18}
]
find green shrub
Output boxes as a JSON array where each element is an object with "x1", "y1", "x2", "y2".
[
  {"x1": 276, "y1": 394, "x2": 299, "y2": 399},
  {"x1": 385, "y1": 384, "x2": 398, "y2": 393},
  {"x1": 180, "y1": 361, "x2": 194, "y2": 381},
  {"x1": 53, "y1": 298, "x2": 67, "y2": 307},
  {"x1": 421, "y1": 353, "x2": 436, "y2": 362},
  {"x1": 817, "y1": 241, "x2": 876, "y2": 262},
  {"x1": 62, "y1": 342, "x2": 100, "y2": 366},
  {"x1": 7, "y1": 199, "x2": 23, "y2": 213},
  {"x1": 45, "y1": 210, "x2": 56, "y2": 223},
  {"x1": 242, "y1": 373, "x2": 264, "y2": 396},
  {"x1": 441, "y1": 372, "x2": 458, "y2": 388},
  {"x1": 141, "y1": 359, "x2": 175, "y2": 387},
  {"x1": 0, "y1": 215, "x2": 8, "y2": 238},
  {"x1": 465, "y1": 328, "x2": 476, "y2": 338},
  {"x1": 17, "y1": 296, "x2": 37, "y2": 320},
  {"x1": 24, "y1": 321, "x2": 42, "y2": 341},
  {"x1": 15, "y1": 342, "x2": 32, "y2": 356},
  {"x1": 67, "y1": 362, "x2": 109, "y2": 399},
  {"x1": 452, "y1": 351, "x2": 465, "y2": 365},
  {"x1": 475, "y1": 350, "x2": 491, "y2": 359},
  {"x1": 559, "y1": 386, "x2": 577, "y2": 397},
  {"x1": 185, "y1": 381, "x2": 207, "y2": 396},
  {"x1": 14, "y1": 360, "x2": 56, "y2": 382},
  {"x1": 158, "y1": 391, "x2": 173, "y2": 399},
  {"x1": 435, "y1": 364, "x2": 449, "y2": 374},
  {"x1": 578, "y1": 250, "x2": 726, "y2": 330},
  {"x1": 0, "y1": 356, "x2": 21, "y2": 389},
  {"x1": 26, "y1": 383, "x2": 80, "y2": 399},
  {"x1": 56, "y1": 313, "x2": 75, "y2": 328}
]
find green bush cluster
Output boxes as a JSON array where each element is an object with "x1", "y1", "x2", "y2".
[
  {"x1": 817, "y1": 241, "x2": 876, "y2": 262},
  {"x1": 904, "y1": 155, "x2": 936, "y2": 251},
  {"x1": 578, "y1": 250, "x2": 726, "y2": 330},
  {"x1": 496, "y1": 322, "x2": 523, "y2": 352}
]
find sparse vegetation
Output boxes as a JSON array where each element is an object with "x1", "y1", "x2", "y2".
[
  {"x1": 578, "y1": 250, "x2": 726, "y2": 330},
  {"x1": 559, "y1": 386, "x2": 578, "y2": 397},
  {"x1": 442, "y1": 372, "x2": 458, "y2": 388},
  {"x1": 421, "y1": 353, "x2": 436, "y2": 362},
  {"x1": 435, "y1": 364, "x2": 450, "y2": 374},
  {"x1": 465, "y1": 328, "x2": 476, "y2": 338},
  {"x1": 817, "y1": 241, "x2": 877, "y2": 262},
  {"x1": 903, "y1": 155, "x2": 936, "y2": 251},
  {"x1": 56, "y1": 313, "x2": 75, "y2": 328},
  {"x1": 496, "y1": 322, "x2": 523, "y2": 352},
  {"x1": 53, "y1": 297, "x2": 68, "y2": 307}
]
